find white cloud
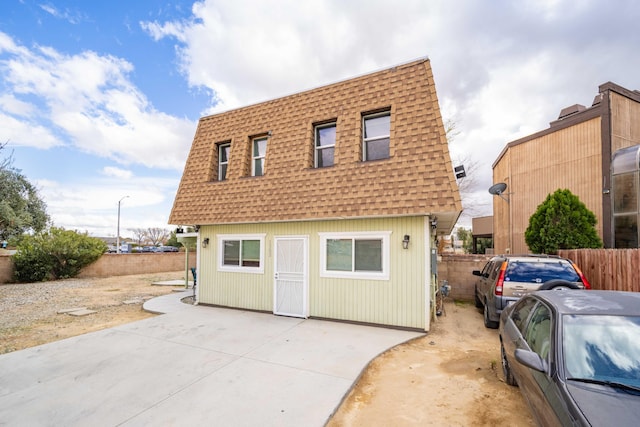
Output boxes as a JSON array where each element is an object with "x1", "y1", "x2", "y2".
[
  {"x1": 0, "y1": 112, "x2": 61, "y2": 149},
  {"x1": 36, "y1": 176, "x2": 178, "y2": 236},
  {"x1": 38, "y1": 4, "x2": 86, "y2": 25},
  {"x1": 139, "y1": 0, "x2": 640, "y2": 226},
  {"x1": 0, "y1": 93, "x2": 36, "y2": 117},
  {"x1": 101, "y1": 166, "x2": 133, "y2": 179},
  {"x1": 0, "y1": 31, "x2": 196, "y2": 170}
]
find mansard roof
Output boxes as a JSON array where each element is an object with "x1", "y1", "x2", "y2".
[{"x1": 169, "y1": 58, "x2": 462, "y2": 233}]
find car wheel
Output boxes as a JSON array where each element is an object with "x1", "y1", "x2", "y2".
[
  {"x1": 539, "y1": 279, "x2": 580, "y2": 291},
  {"x1": 501, "y1": 341, "x2": 517, "y2": 386},
  {"x1": 474, "y1": 287, "x2": 483, "y2": 308},
  {"x1": 483, "y1": 301, "x2": 499, "y2": 329}
]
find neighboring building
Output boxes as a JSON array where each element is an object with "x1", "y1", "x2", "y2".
[
  {"x1": 471, "y1": 216, "x2": 493, "y2": 254},
  {"x1": 170, "y1": 58, "x2": 462, "y2": 331},
  {"x1": 491, "y1": 82, "x2": 640, "y2": 254}
]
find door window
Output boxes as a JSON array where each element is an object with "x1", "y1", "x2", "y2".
[{"x1": 524, "y1": 303, "x2": 552, "y2": 360}]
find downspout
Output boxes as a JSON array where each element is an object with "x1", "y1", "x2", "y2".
[
  {"x1": 425, "y1": 216, "x2": 434, "y2": 331},
  {"x1": 600, "y1": 89, "x2": 613, "y2": 247}
]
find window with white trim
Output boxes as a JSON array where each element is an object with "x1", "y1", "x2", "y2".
[
  {"x1": 314, "y1": 122, "x2": 336, "y2": 167},
  {"x1": 218, "y1": 142, "x2": 230, "y2": 181},
  {"x1": 319, "y1": 231, "x2": 391, "y2": 280},
  {"x1": 362, "y1": 110, "x2": 390, "y2": 161},
  {"x1": 218, "y1": 234, "x2": 265, "y2": 273},
  {"x1": 252, "y1": 136, "x2": 268, "y2": 176}
]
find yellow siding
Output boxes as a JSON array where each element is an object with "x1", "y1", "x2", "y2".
[
  {"x1": 198, "y1": 216, "x2": 429, "y2": 330},
  {"x1": 493, "y1": 118, "x2": 603, "y2": 253}
]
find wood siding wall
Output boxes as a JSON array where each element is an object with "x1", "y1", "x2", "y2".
[
  {"x1": 559, "y1": 249, "x2": 640, "y2": 292},
  {"x1": 493, "y1": 118, "x2": 603, "y2": 254},
  {"x1": 198, "y1": 217, "x2": 431, "y2": 330},
  {"x1": 493, "y1": 151, "x2": 511, "y2": 253},
  {"x1": 610, "y1": 92, "x2": 640, "y2": 153}
]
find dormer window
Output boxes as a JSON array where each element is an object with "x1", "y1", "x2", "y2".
[
  {"x1": 252, "y1": 136, "x2": 268, "y2": 176},
  {"x1": 314, "y1": 122, "x2": 336, "y2": 168},
  {"x1": 218, "y1": 142, "x2": 230, "y2": 181},
  {"x1": 362, "y1": 110, "x2": 390, "y2": 161}
]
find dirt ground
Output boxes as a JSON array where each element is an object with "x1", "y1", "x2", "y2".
[
  {"x1": 1, "y1": 273, "x2": 534, "y2": 425},
  {"x1": 327, "y1": 300, "x2": 535, "y2": 426}
]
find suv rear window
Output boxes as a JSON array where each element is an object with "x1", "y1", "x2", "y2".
[{"x1": 505, "y1": 261, "x2": 580, "y2": 283}]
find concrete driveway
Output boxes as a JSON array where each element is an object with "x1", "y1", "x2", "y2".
[{"x1": 0, "y1": 291, "x2": 422, "y2": 426}]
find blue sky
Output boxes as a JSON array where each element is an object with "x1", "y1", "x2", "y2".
[{"x1": 1, "y1": 0, "x2": 640, "y2": 237}]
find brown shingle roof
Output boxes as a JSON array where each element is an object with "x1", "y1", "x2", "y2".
[{"x1": 169, "y1": 58, "x2": 462, "y2": 227}]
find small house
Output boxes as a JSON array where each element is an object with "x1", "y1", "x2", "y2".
[{"x1": 170, "y1": 58, "x2": 461, "y2": 331}]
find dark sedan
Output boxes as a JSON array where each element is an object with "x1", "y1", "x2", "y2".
[{"x1": 499, "y1": 290, "x2": 640, "y2": 426}]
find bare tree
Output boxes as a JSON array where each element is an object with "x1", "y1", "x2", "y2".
[
  {"x1": 130, "y1": 228, "x2": 147, "y2": 245},
  {"x1": 445, "y1": 118, "x2": 487, "y2": 218},
  {"x1": 145, "y1": 227, "x2": 170, "y2": 246}
]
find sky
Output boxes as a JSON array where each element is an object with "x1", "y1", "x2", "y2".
[{"x1": 1, "y1": 0, "x2": 640, "y2": 238}]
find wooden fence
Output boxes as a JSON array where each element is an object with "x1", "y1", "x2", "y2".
[{"x1": 559, "y1": 249, "x2": 640, "y2": 292}]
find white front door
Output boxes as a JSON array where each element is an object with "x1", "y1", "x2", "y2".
[{"x1": 274, "y1": 236, "x2": 308, "y2": 318}]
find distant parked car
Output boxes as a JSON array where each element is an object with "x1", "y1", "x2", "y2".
[
  {"x1": 157, "y1": 246, "x2": 179, "y2": 252},
  {"x1": 141, "y1": 246, "x2": 158, "y2": 252},
  {"x1": 499, "y1": 290, "x2": 640, "y2": 426},
  {"x1": 473, "y1": 254, "x2": 590, "y2": 328}
]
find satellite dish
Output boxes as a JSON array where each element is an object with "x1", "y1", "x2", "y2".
[
  {"x1": 488, "y1": 182, "x2": 507, "y2": 195},
  {"x1": 488, "y1": 182, "x2": 510, "y2": 203}
]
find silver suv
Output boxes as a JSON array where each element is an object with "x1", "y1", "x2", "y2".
[{"x1": 473, "y1": 255, "x2": 591, "y2": 328}]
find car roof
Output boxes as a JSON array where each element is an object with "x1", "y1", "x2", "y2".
[
  {"x1": 490, "y1": 254, "x2": 569, "y2": 262},
  {"x1": 530, "y1": 290, "x2": 640, "y2": 316}
]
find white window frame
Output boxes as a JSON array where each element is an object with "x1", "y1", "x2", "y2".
[
  {"x1": 314, "y1": 122, "x2": 336, "y2": 168},
  {"x1": 217, "y1": 234, "x2": 266, "y2": 274},
  {"x1": 319, "y1": 231, "x2": 391, "y2": 280},
  {"x1": 362, "y1": 110, "x2": 391, "y2": 161},
  {"x1": 252, "y1": 136, "x2": 268, "y2": 176},
  {"x1": 218, "y1": 142, "x2": 230, "y2": 181}
]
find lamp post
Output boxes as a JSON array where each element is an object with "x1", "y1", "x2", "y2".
[{"x1": 116, "y1": 196, "x2": 129, "y2": 254}]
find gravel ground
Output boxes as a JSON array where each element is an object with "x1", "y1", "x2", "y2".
[
  {"x1": 1, "y1": 279, "x2": 97, "y2": 328},
  {"x1": 0, "y1": 272, "x2": 185, "y2": 354}
]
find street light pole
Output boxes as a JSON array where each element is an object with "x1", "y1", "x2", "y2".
[{"x1": 116, "y1": 196, "x2": 129, "y2": 254}]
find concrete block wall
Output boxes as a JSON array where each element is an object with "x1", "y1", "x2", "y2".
[
  {"x1": 0, "y1": 254, "x2": 13, "y2": 284},
  {"x1": 77, "y1": 253, "x2": 196, "y2": 278},
  {"x1": 0, "y1": 252, "x2": 197, "y2": 284},
  {"x1": 437, "y1": 254, "x2": 490, "y2": 302}
]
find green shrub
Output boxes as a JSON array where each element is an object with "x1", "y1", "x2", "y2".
[
  {"x1": 13, "y1": 227, "x2": 107, "y2": 282},
  {"x1": 525, "y1": 189, "x2": 603, "y2": 254}
]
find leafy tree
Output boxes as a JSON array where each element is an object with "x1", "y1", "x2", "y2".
[
  {"x1": 455, "y1": 227, "x2": 473, "y2": 253},
  {"x1": 0, "y1": 143, "x2": 50, "y2": 240},
  {"x1": 165, "y1": 230, "x2": 183, "y2": 248},
  {"x1": 525, "y1": 189, "x2": 603, "y2": 254},
  {"x1": 13, "y1": 227, "x2": 107, "y2": 282}
]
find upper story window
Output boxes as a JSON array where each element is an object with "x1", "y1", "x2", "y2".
[
  {"x1": 252, "y1": 136, "x2": 268, "y2": 176},
  {"x1": 362, "y1": 110, "x2": 390, "y2": 161},
  {"x1": 218, "y1": 142, "x2": 230, "y2": 181},
  {"x1": 314, "y1": 122, "x2": 336, "y2": 168}
]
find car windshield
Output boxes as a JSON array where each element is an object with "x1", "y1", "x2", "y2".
[
  {"x1": 563, "y1": 314, "x2": 640, "y2": 388},
  {"x1": 504, "y1": 261, "x2": 580, "y2": 283}
]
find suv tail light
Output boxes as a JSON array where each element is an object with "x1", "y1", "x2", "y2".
[
  {"x1": 495, "y1": 262, "x2": 507, "y2": 296},
  {"x1": 572, "y1": 262, "x2": 592, "y2": 289}
]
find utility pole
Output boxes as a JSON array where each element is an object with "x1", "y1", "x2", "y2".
[{"x1": 116, "y1": 195, "x2": 129, "y2": 254}]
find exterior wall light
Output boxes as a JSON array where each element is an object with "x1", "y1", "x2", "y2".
[
  {"x1": 202, "y1": 237, "x2": 210, "y2": 248},
  {"x1": 402, "y1": 235, "x2": 410, "y2": 249}
]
